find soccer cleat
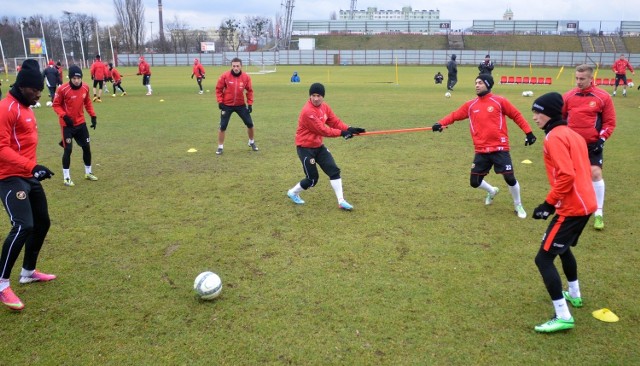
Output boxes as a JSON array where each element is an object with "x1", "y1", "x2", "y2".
[
  {"x1": 563, "y1": 291, "x2": 583, "y2": 308},
  {"x1": 92, "y1": 96, "x2": 98, "y2": 102},
  {"x1": 84, "y1": 173, "x2": 98, "y2": 181},
  {"x1": 121, "y1": 92, "x2": 127, "y2": 96},
  {"x1": 146, "y1": 92, "x2": 152, "y2": 96},
  {"x1": 249, "y1": 142, "x2": 259, "y2": 151},
  {"x1": 215, "y1": 148, "x2": 223, "y2": 155},
  {"x1": 64, "y1": 178, "x2": 75, "y2": 187},
  {"x1": 515, "y1": 204, "x2": 527, "y2": 219},
  {"x1": 594, "y1": 215, "x2": 604, "y2": 230},
  {"x1": 612, "y1": 92, "x2": 616, "y2": 97},
  {"x1": 199, "y1": 90, "x2": 204, "y2": 94},
  {"x1": 338, "y1": 199, "x2": 353, "y2": 211},
  {"x1": 0, "y1": 286, "x2": 24, "y2": 311},
  {"x1": 19, "y1": 270, "x2": 57, "y2": 284},
  {"x1": 484, "y1": 187, "x2": 499, "y2": 205},
  {"x1": 287, "y1": 191, "x2": 305, "y2": 205},
  {"x1": 96, "y1": 98, "x2": 102, "y2": 103},
  {"x1": 534, "y1": 316, "x2": 574, "y2": 333}
]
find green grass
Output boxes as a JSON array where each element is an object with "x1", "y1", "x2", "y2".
[{"x1": 1, "y1": 65, "x2": 639, "y2": 364}]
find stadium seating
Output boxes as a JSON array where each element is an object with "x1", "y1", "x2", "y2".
[
  {"x1": 601, "y1": 78, "x2": 610, "y2": 85},
  {"x1": 530, "y1": 77, "x2": 538, "y2": 84},
  {"x1": 595, "y1": 78, "x2": 602, "y2": 85},
  {"x1": 500, "y1": 76, "x2": 507, "y2": 84},
  {"x1": 523, "y1": 76, "x2": 530, "y2": 84},
  {"x1": 508, "y1": 76, "x2": 515, "y2": 84},
  {"x1": 544, "y1": 77, "x2": 552, "y2": 85},
  {"x1": 498, "y1": 76, "x2": 555, "y2": 85},
  {"x1": 515, "y1": 76, "x2": 522, "y2": 84}
]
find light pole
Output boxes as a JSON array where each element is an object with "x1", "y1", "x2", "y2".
[
  {"x1": 149, "y1": 21, "x2": 154, "y2": 49},
  {"x1": 20, "y1": 20, "x2": 28, "y2": 58}
]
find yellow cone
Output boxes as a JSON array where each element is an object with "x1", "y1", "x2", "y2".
[
  {"x1": 159, "y1": 99, "x2": 165, "y2": 102},
  {"x1": 187, "y1": 148, "x2": 198, "y2": 153},
  {"x1": 592, "y1": 308, "x2": 619, "y2": 322},
  {"x1": 521, "y1": 159, "x2": 532, "y2": 164}
]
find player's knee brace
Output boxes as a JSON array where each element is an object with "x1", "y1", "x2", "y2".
[
  {"x1": 503, "y1": 173, "x2": 517, "y2": 187},
  {"x1": 470, "y1": 174, "x2": 484, "y2": 188}
]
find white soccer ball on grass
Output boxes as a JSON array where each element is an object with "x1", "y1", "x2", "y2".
[
  {"x1": 46, "y1": 101, "x2": 53, "y2": 107},
  {"x1": 445, "y1": 92, "x2": 451, "y2": 98},
  {"x1": 194, "y1": 271, "x2": 222, "y2": 300}
]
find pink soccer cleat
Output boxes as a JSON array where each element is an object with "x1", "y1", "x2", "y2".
[{"x1": 19, "y1": 270, "x2": 57, "y2": 284}]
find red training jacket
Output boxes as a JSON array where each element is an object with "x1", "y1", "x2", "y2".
[
  {"x1": 137, "y1": 60, "x2": 151, "y2": 76},
  {"x1": 562, "y1": 85, "x2": 616, "y2": 144},
  {"x1": 192, "y1": 62, "x2": 205, "y2": 78},
  {"x1": 612, "y1": 59, "x2": 634, "y2": 75},
  {"x1": 542, "y1": 124, "x2": 597, "y2": 217},
  {"x1": 90, "y1": 60, "x2": 107, "y2": 80},
  {"x1": 438, "y1": 92, "x2": 533, "y2": 153},
  {"x1": 0, "y1": 93, "x2": 39, "y2": 179},
  {"x1": 53, "y1": 82, "x2": 96, "y2": 127},
  {"x1": 295, "y1": 100, "x2": 348, "y2": 148},
  {"x1": 111, "y1": 68, "x2": 122, "y2": 82},
  {"x1": 216, "y1": 70, "x2": 253, "y2": 107}
]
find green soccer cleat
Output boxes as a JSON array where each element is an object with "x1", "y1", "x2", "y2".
[
  {"x1": 594, "y1": 215, "x2": 604, "y2": 230},
  {"x1": 85, "y1": 173, "x2": 98, "y2": 181},
  {"x1": 64, "y1": 178, "x2": 75, "y2": 187},
  {"x1": 485, "y1": 187, "x2": 499, "y2": 205},
  {"x1": 563, "y1": 291, "x2": 583, "y2": 308},
  {"x1": 534, "y1": 316, "x2": 574, "y2": 333},
  {"x1": 515, "y1": 204, "x2": 527, "y2": 219}
]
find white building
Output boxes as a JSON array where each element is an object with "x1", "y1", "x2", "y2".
[{"x1": 339, "y1": 6, "x2": 440, "y2": 21}]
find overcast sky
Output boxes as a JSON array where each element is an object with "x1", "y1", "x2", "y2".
[{"x1": 2, "y1": 0, "x2": 637, "y2": 34}]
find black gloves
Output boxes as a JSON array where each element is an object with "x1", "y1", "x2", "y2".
[
  {"x1": 191, "y1": 74, "x2": 194, "y2": 79},
  {"x1": 432, "y1": 123, "x2": 443, "y2": 132},
  {"x1": 340, "y1": 130, "x2": 353, "y2": 140},
  {"x1": 525, "y1": 132, "x2": 537, "y2": 146},
  {"x1": 201, "y1": 75, "x2": 205, "y2": 79},
  {"x1": 218, "y1": 103, "x2": 224, "y2": 110},
  {"x1": 533, "y1": 201, "x2": 556, "y2": 220},
  {"x1": 247, "y1": 105, "x2": 252, "y2": 113},
  {"x1": 347, "y1": 127, "x2": 366, "y2": 135},
  {"x1": 590, "y1": 138, "x2": 605, "y2": 154},
  {"x1": 90, "y1": 116, "x2": 97, "y2": 130},
  {"x1": 63, "y1": 115, "x2": 74, "y2": 128},
  {"x1": 32, "y1": 165, "x2": 54, "y2": 181}
]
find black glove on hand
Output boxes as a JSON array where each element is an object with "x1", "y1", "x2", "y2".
[
  {"x1": 218, "y1": 103, "x2": 224, "y2": 110},
  {"x1": 31, "y1": 165, "x2": 54, "y2": 181},
  {"x1": 201, "y1": 75, "x2": 205, "y2": 79},
  {"x1": 533, "y1": 201, "x2": 556, "y2": 220},
  {"x1": 247, "y1": 105, "x2": 252, "y2": 113},
  {"x1": 525, "y1": 132, "x2": 537, "y2": 146},
  {"x1": 63, "y1": 115, "x2": 74, "y2": 128},
  {"x1": 432, "y1": 123, "x2": 443, "y2": 132},
  {"x1": 590, "y1": 138, "x2": 605, "y2": 154},
  {"x1": 191, "y1": 74, "x2": 194, "y2": 79},
  {"x1": 340, "y1": 130, "x2": 353, "y2": 140},
  {"x1": 90, "y1": 116, "x2": 97, "y2": 130},
  {"x1": 347, "y1": 127, "x2": 366, "y2": 134}
]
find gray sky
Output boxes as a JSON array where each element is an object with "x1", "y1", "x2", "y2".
[{"x1": 2, "y1": 0, "x2": 637, "y2": 33}]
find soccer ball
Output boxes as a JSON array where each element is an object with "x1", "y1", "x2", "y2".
[
  {"x1": 194, "y1": 271, "x2": 222, "y2": 300},
  {"x1": 629, "y1": 82, "x2": 634, "y2": 88},
  {"x1": 522, "y1": 91, "x2": 534, "y2": 97},
  {"x1": 445, "y1": 92, "x2": 451, "y2": 98},
  {"x1": 34, "y1": 102, "x2": 41, "y2": 108},
  {"x1": 46, "y1": 101, "x2": 53, "y2": 107}
]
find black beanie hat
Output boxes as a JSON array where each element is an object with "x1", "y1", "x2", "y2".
[
  {"x1": 532, "y1": 92, "x2": 563, "y2": 118},
  {"x1": 69, "y1": 65, "x2": 83, "y2": 78},
  {"x1": 477, "y1": 74, "x2": 494, "y2": 90},
  {"x1": 15, "y1": 59, "x2": 43, "y2": 90},
  {"x1": 451, "y1": 54, "x2": 456, "y2": 60},
  {"x1": 309, "y1": 83, "x2": 325, "y2": 97}
]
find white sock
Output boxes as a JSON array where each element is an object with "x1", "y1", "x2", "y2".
[
  {"x1": 248, "y1": 139, "x2": 254, "y2": 144},
  {"x1": 568, "y1": 280, "x2": 581, "y2": 298},
  {"x1": 63, "y1": 169, "x2": 70, "y2": 180},
  {"x1": 508, "y1": 181, "x2": 522, "y2": 206},
  {"x1": 593, "y1": 179, "x2": 605, "y2": 216},
  {"x1": 552, "y1": 298, "x2": 572, "y2": 320},
  {"x1": 330, "y1": 178, "x2": 344, "y2": 202},
  {"x1": 289, "y1": 183, "x2": 304, "y2": 195},
  {"x1": 147, "y1": 85, "x2": 152, "y2": 92},
  {"x1": 478, "y1": 180, "x2": 495, "y2": 194},
  {"x1": 0, "y1": 279, "x2": 9, "y2": 292},
  {"x1": 20, "y1": 268, "x2": 35, "y2": 277},
  {"x1": 218, "y1": 144, "x2": 223, "y2": 149},
  {"x1": 85, "y1": 166, "x2": 92, "y2": 174}
]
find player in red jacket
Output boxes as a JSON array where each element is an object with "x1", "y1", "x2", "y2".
[
  {"x1": 52, "y1": 65, "x2": 98, "y2": 187},
  {"x1": 191, "y1": 58, "x2": 206, "y2": 94},
  {"x1": 137, "y1": 56, "x2": 152, "y2": 95},
  {"x1": 215, "y1": 58, "x2": 257, "y2": 155},
  {"x1": 0, "y1": 59, "x2": 56, "y2": 311},
  {"x1": 611, "y1": 54, "x2": 634, "y2": 97},
  {"x1": 563, "y1": 64, "x2": 616, "y2": 230},
  {"x1": 108, "y1": 63, "x2": 126, "y2": 97},
  {"x1": 529, "y1": 92, "x2": 597, "y2": 333},
  {"x1": 89, "y1": 54, "x2": 107, "y2": 102},
  {"x1": 286, "y1": 83, "x2": 365, "y2": 210},
  {"x1": 432, "y1": 74, "x2": 537, "y2": 219}
]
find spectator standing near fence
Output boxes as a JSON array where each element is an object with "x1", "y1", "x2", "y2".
[
  {"x1": 478, "y1": 54, "x2": 494, "y2": 75},
  {"x1": 611, "y1": 54, "x2": 634, "y2": 97},
  {"x1": 446, "y1": 54, "x2": 458, "y2": 91}
]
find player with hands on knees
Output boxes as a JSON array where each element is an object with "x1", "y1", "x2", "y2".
[
  {"x1": 431, "y1": 73, "x2": 536, "y2": 219},
  {"x1": 529, "y1": 92, "x2": 597, "y2": 333},
  {"x1": 52, "y1": 65, "x2": 99, "y2": 187},
  {"x1": 286, "y1": 82, "x2": 365, "y2": 210},
  {"x1": 0, "y1": 59, "x2": 58, "y2": 311}
]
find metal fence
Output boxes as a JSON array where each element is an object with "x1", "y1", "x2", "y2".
[{"x1": 119, "y1": 50, "x2": 640, "y2": 68}]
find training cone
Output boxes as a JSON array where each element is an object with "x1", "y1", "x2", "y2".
[
  {"x1": 187, "y1": 148, "x2": 198, "y2": 153},
  {"x1": 592, "y1": 308, "x2": 619, "y2": 322},
  {"x1": 159, "y1": 99, "x2": 165, "y2": 102},
  {"x1": 521, "y1": 159, "x2": 532, "y2": 164}
]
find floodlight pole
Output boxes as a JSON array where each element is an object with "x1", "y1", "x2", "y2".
[{"x1": 20, "y1": 21, "x2": 28, "y2": 58}]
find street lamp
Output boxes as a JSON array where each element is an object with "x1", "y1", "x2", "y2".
[
  {"x1": 149, "y1": 21, "x2": 154, "y2": 47},
  {"x1": 20, "y1": 19, "x2": 28, "y2": 58}
]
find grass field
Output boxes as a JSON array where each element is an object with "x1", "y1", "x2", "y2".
[{"x1": 1, "y1": 64, "x2": 639, "y2": 364}]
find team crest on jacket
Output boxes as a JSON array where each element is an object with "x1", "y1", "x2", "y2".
[
  {"x1": 16, "y1": 191, "x2": 27, "y2": 200},
  {"x1": 487, "y1": 106, "x2": 495, "y2": 113},
  {"x1": 65, "y1": 138, "x2": 72, "y2": 144},
  {"x1": 309, "y1": 158, "x2": 316, "y2": 165},
  {"x1": 589, "y1": 101, "x2": 597, "y2": 108}
]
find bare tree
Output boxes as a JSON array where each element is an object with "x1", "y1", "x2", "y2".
[
  {"x1": 165, "y1": 15, "x2": 190, "y2": 53},
  {"x1": 113, "y1": 0, "x2": 145, "y2": 53},
  {"x1": 218, "y1": 18, "x2": 241, "y2": 52},
  {"x1": 243, "y1": 16, "x2": 272, "y2": 50}
]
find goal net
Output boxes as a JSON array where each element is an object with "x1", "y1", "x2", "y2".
[{"x1": 245, "y1": 58, "x2": 277, "y2": 75}]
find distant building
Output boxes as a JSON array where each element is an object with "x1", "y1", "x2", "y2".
[
  {"x1": 503, "y1": 8, "x2": 514, "y2": 21},
  {"x1": 338, "y1": 6, "x2": 440, "y2": 21}
]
